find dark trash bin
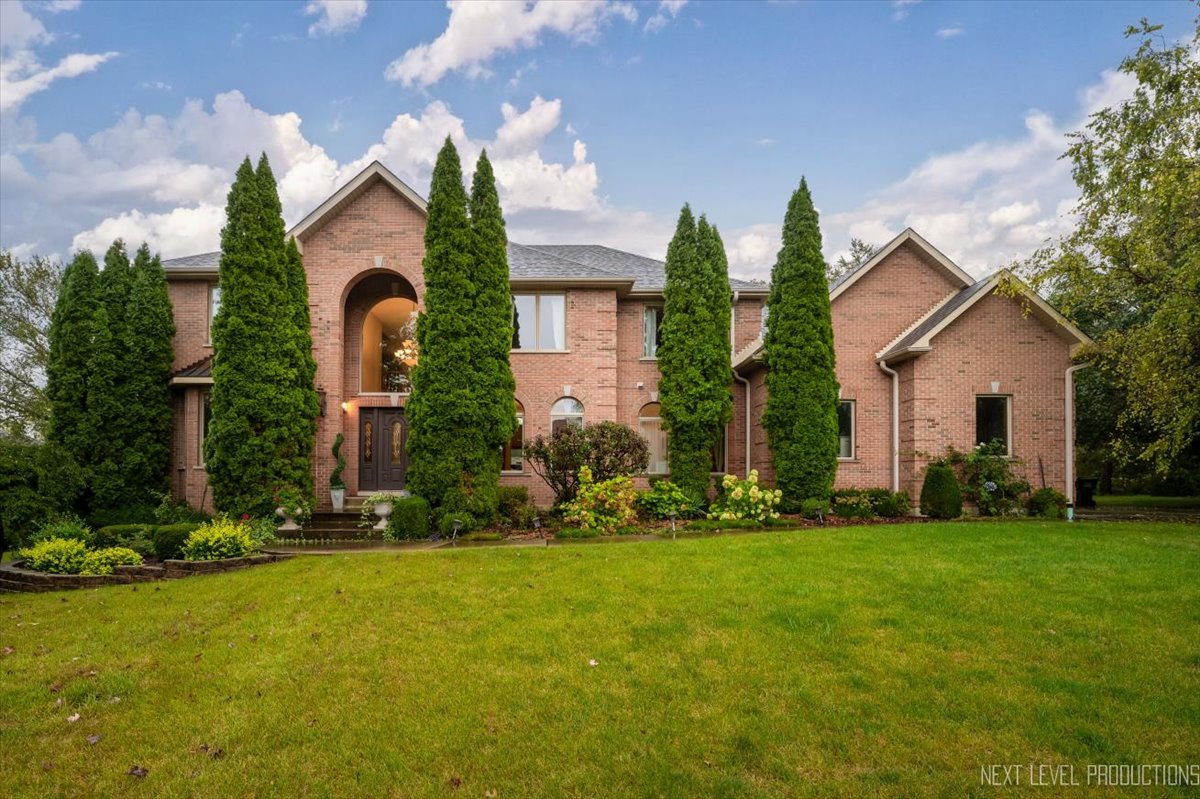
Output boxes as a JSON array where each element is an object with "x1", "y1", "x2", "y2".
[{"x1": 1075, "y1": 478, "x2": 1098, "y2": 509}]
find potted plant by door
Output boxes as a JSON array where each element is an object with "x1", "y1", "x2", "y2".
[
  {"x1": 360, "y1": 491, "x2": 397, "y2": 532},
  {"x1": 330, "y1": 432, "x2": 347, "y2": 512},
  {"x1": 274, "y1": 485, "x2": 310, "y2": 532}
]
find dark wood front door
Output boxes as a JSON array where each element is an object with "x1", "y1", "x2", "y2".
[{"x1": 358, "y1": 408, "x2": 407, "y2": 492}]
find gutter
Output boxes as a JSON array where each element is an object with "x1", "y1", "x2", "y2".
[
  {"x1": 1064, "y1": 363, "x2": 1091, "y2": 505},
  {"x1": 877, "y1": 358, "x2": 900, "y2": 493}
]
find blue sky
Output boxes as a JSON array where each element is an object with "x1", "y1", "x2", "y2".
[{"x1": 1, "y1": 0, "x2": 1195, "y2": 279}]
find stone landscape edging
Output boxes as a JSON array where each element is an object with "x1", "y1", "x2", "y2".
[{"x1": 0, "y1": 553, "x2": 293, "y2": 594}]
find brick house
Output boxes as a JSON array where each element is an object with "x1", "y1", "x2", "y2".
[{"x1": 163, "y1": 162, "x2": 1090, "y2": 511}]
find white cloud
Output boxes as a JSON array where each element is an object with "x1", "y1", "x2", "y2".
[
  {"x1": 0, "y1": 50, "x2": 118, "y2": 113},
  {"x1": 820, "y1": 67, "x2": 1139, "y2": 278},
  {"x1": 139, "y1": 80, "x2": 172, "y2": 91},
  {"x1": 42, "y1": 1, "x2": 82, "y2": 12},
  {"x1": 384, "y1": 0, "x2": 638, "y2": 88},
  {"x1": 0, "y1": 1, "x2": 116, "y2": 114},
  {"x1": 304, "y1": 0, "x2": 368, "y2": 38},
  {"x1": 936, "y1": 26, "x2": 964, "y2": 39},
  {"x1": 755, "y1": 137, "x2": 776, "y2": 147},
  {"x1": 891, "y1": 0, "x2": 920, "y2": 22},
  {"x1": 644, "y1": 0, "x2": 687, "y2": 34},
  {"x1": 0, "y1": 90, "x2": 608, "y2": 258}
]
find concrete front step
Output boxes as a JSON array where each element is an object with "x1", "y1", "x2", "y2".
[{"x1": 278, "y1": 528, "x2": 382, "y2": 541}]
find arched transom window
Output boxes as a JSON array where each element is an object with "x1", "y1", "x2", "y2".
[
  {"x1": 550, "y1": 397, "x2": 584, "y2": 435},
  {"x1": 638, "y1": 402, "x2": 668, "y2": 474}
]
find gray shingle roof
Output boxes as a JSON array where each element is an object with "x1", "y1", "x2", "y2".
[
  {"x1": 164, "y1": 242, "x2": 766, "y2": 294},
  {"x1": 162, "y1": 251, "x2": 220, "y2": 269},
  {"x1": 879, "y1": 276, "x2": 995, "y2": 359},
  {"x1": 526, "y1": 244, "x2": 765, "y2": 293}
]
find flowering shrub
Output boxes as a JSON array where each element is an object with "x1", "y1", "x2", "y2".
[
  {"x1": 562, "y1": 465, "x2": 639, "y2": 534},
  {"x1": 635, "y1": 479, "x2": 696, "y2": 520},
  {"x1": 81, "y1": 547, "x2": 143, "y2": 575},
  {"x1": 947, "y1": 441, "x2": 1030, "y2": 516},
  {"x1": 18, "y1": 537, "x2": 89, "y2": 573},
  {"x1": 708, "y1": 470, "x2": 782, "y2": 522},
  {"x1": 182, "y1": 517, "x2": 254, "y2": 561}
]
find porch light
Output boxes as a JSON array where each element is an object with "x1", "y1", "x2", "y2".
[{"x1": 340, "y1": 401, "x2": 350, "y2": 413}]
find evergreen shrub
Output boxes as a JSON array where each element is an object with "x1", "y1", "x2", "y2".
[
  {"x1": 920, "y1": 465, "x2": 963, "y2": 519},
  {"x1": 1028, "y1": 488, "x2": 1069, "y2": 519},
  {"x1": 153, "y1": 524, "x2": 200, "y2": 560},
  {"x1": 387, "y1": 497, "x2": 431, "y2": 540}
]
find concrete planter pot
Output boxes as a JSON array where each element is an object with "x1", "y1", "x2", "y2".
[
  {"x1": 276, "y1": 506, "x2": 302, "y2": 532},
  {"x1": 372, "y1": 502, "x2": 393, "y2": 532},
  {"x1": 330, "y1": 487, "x2": 346, "y2": 512}
]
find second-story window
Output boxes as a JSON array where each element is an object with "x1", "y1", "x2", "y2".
[
  {"x1": 512, "y1": 294, "x2": 566, "y2": 351},
  {"x1": 208, "y1": 284, "x2": 222, "y2": 343},
  {"x1": 643, "y1": 306, "x2": 663, "y2": 358}
]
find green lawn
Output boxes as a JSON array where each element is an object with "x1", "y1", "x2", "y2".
[
  {"x1": 1095, "y1": 494, "x2": 1200, "y2": 508},
  {"x1": 2, "y1": 521, "x2": 1198, "y2": 798}
]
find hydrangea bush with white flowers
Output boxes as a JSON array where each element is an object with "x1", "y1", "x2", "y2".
[{"x1": 708, "y1": 470, "x2": 782, "y2": 522}]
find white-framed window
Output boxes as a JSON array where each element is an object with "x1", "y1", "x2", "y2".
[
  {"x1": 199, "y1": 390, "x2": 212, "y2": 464},
  {"x1": 550, "y1": 397, "x2": 584, "y2": 435},
  {"x1": 837, "y1": 400, "x2": 855, "y2": 460},
  {"x1": 207, "y1": 284, "x2": 221, "y2": 344},
  {"x1": 642, "y1": 306, "x2": 664, "y2": 358},
  {"x1": 512, "y1": 294, "x2": 566, "y2": 351},
  {"x1": 502, "y1": 400, "x2": 525, "y2": 472},
  {"x1": 638, "y1": 402, "x2": 668, "y2": 474},
  {"x1": 975, "y1": 395, "x2": 1012, "y2": 455}
]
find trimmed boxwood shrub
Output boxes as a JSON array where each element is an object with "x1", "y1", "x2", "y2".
[
  {"x1": 18, "y1": 537, "x2": 89, "y2": 573},
  {"x1": 831, "y1": 490, "x2": 874, "y2": 519},
  {"x1": 93, "y1": 524, "x2": 156, "y2": 557},
  {"x1": 867, "y1": 488, "x2": 911, "y2": 518},
  {"x1": 1028, "y1": 487, "x2": 1068, "y2": 519},
  {"x1": 154, "y1": 523, "x2": 202, "y2": 560},
  {"x1": 387, "y1": 497, "x2": 431, "y2": 541},
  {"x1": 920, "y1": 464, "x2": 963, "y2": 519}
]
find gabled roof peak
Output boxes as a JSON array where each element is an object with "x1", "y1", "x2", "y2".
[
  {"x1": 289, "y1": 161, "x2": 427, "y2": 244},
  {"x1": 830, "y1": 227, "x2": 974, "y2": 301}
]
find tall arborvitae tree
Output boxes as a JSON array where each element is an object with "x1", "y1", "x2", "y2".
[
  {"x1": 763, "y1": 178, "x2": 839, "y2": 506},
  {"x1": 284, "y1": 227, "x2": 320, "y2": 503},
  {"x1": 658, "y1": 205, "x2": 719, "y2": 502},
  {"x1": 206, "y1": 154, "x2": 313, "y2": 516},
  {"x1": 122, "y1": 244, "x2": 176, "y2": 501},
  {"x1": 698, "y1": 215, "x2": 734, "y2": 462},
  {"x1": 86, "y1": 241, "x2": 135, "y2": 514},
  {"x1": 469, "y1": 150, "x2": 518, "y2": 494},
  {"x1": 407, "y1": 137, "x2": 501, "y2": 520},
  {"x1": 46, "y1": 252, "x2": 100, "y2": 458}
]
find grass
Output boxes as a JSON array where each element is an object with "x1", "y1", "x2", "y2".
[
  {"x1": 1095, "y1": 494, "x2": 1200, "y2": 508},
  {"x1": 2, "y1": 521, "x2": 1198, "y2": 798}
]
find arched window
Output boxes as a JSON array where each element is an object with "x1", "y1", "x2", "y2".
[
  {"x1": 638, "y1": 402, "x2": 668, "y2": 474},
  {"x1": 550, "y1": 397, "x2": 584, "y2": 435},
  {"x1": 502, "y1": 400, "x2": 525, "y2": 472},
  {"x1": 361, "y1": 297, "x2": 419, "y2": 393}
]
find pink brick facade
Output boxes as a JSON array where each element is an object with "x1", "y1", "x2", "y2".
[{"x1": 166, "y1": 165, "x2": 1084, "y2": 513}]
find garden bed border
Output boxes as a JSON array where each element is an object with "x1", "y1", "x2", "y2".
[{"x1": 0, "y1": 553, "x2": 292, "y2": 593}]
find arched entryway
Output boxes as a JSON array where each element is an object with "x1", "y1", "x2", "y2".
[{"x1": 344, "y1": 273, "x2": 419, "y2": 492}]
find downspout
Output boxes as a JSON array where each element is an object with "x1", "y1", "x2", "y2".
[
  {"x1": 877, "y1": 358, "x2": 900, "y2": 493},
  {"x1": 730, "y1": 291, "x2": 751, "y2": 477},
  {"x1": 733, "y1": 368, "x2": 751, "y2": 478},
  {"x1": 1064, "y1": 363, "x2": 1090, "y2": 505}
]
